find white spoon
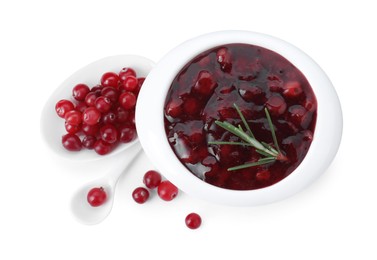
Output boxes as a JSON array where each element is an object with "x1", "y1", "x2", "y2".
[{"x1": 71, "y1": 141, "x2": 141, "y2": 225}]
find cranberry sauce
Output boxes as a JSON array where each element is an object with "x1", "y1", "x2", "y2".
[{"x1": 164, "y1": 44, "x2": 317, "y2": 190}]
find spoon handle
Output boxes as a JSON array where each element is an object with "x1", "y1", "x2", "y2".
[{"x1": 107, "y1": 141, "x2": 142, "y2": 186}]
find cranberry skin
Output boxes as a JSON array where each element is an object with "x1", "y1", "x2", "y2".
[
  {"x1": 119, "y1": 92, "x2": 136, "y2": 110},
  {"x1": 100, "y1": 124, "x2": 118, "y2": 144},
  {"x1": 143, "y1": 170, "x2": 162, "y2": 189},
  {"x1": 216, "y1": 47, "x2": 232, "y2": 72},
  {"x1": 132, "y1": 187, "x2": 149, "y2": 204},
  {"x1": 62, "y1": 134, "x2": 82, "y2": 151},
  {"x1": 82, "y1": 123, "x2": 99, "y2": 136},
  {"x1": 85, "y1": 92, "x2": 98, "y2": 107},
  {"x1": 121, "y1": 76, "x2": 138, "y2": 91},
  {"x1": 95, "y1": 96, "x2": 112, "y2": 113},
  {"x1": 82, "y1": 107, "x2": 101, "y2": 126},
  {"x1": 101, "y1": 72, "x2": 119, "y2": 88},
  {"x1": 72, "y1": 83, "x2": 90, "y2": 101},
  {"x1": 82, "y1": 135, "x2": 96, "y2": 149},
  {"x1": 65, "y1": 122, "x2": 81, "y2": 134},
  {"x1": 194, "y1": 70, "x2": 217, "y2": 96},
  {"x1": 101, "y1": 86, "x2": 119, "y2": 103},
  {"x1": 55, "y1": 99, "x2": 74, "y2": 118},
  {"x1": 119, "y1": 67, "x2": 136, "y2": 81},
  {"x1": 185, "y1": 213, "x2": 202, "y2": 229},
  {"x1": 64, "y1": 110, "x2": 82, "y2": 126},
  {"x1": 157, "y1": 180, "x2": 178, "y2": 201},
  {"x1": 118, "y1": 124, "x2": 136, "y2": 143},
  {"x1": 283, "y1": 81, "x2": 303, "y2": 98},
  {"x1": 87, "y1": 187, "x2": 107, "y2": 207},
  {"x1": 102, "y1": 111, "x2": 117, "y2": 125},
  {"x1": 266, "y1": 94, "x2": 287, "y2": 115},
  {"x1": 94, "y1": 139, "x2": 113, "y2": 155}
]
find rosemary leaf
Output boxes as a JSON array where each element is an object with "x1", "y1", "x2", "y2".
[
  {"x1": 208, "y1": 141, "x2": 252, "y2": 146},
  {"x1": 264, "y1": 107, "x2": 281, "y2": 153},
  {"x1": 228, "y1": 157, "x2": 275, "y2": 171},
  {"x1": 234, "y1": 103, "x2": 255, "y2": 138}
]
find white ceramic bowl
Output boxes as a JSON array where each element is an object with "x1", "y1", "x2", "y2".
[
  {"x1": 136, "y1": 30, "x2": 342, "y2": 206},
  {"x1": 41, "y1": 55, "x2": 155, "y2": 162}
]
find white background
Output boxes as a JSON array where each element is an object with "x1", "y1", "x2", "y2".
[{"x1": 0, "y1": 0, "x2": 375, "y2": 259}]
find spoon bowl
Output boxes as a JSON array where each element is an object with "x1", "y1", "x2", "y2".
[{"x1": 41, "y1": 54, "x2": 155, "y2": 162}]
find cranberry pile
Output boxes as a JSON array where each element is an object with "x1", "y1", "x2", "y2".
[
  {"x1": 164, "y1": 44, "x2": 317, "y2": 190},
  {"x1": 55, "y1": 67, "x2": 144, "y2": 155}
]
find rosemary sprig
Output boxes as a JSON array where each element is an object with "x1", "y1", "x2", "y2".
[{"x1": 208, "y1": 103, "x2": 286, "y2": 171}]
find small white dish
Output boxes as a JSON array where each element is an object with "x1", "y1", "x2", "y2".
[
  {"x1": 40, "y1": 54, "x2": 155, "y2": 162},
  {"x1": 136, "y1": 30, "x2": 343, "y2": 206}
]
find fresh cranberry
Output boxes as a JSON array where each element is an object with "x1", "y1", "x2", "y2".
[
  {"x1": 64, "y1": 110, "x2": 82, "y2": 126},
  {"x1": 82, "y1": 107, "x2": 101, "y2": 126},
  {"x1": 166, "y1": 100, "x2": 182, "y2": 118},
  {"x1": 114, "y1": 106, "x2": 129, "y2": 123},
  {"x1": 121, "y1": 76, "x2": 138, "y2": 91},
  {"x1": 82, "y1": 123, "x2": 99, "y2": 136},
  {"x1": 134, "y1": 77, "x2": 145, "y2": 96},
  {"x1": 101, "y1": 72, "x2": 119, "y2": 88},
  {"x1": 90, "y1": 84, "x2": 103, "y2": 94},
  {"x1": 87, "y1": 187, "x2": 107, "y2": 207},
  {"x1": 72, "y1": 83, "x2": 90, "y2": 101},
  {"x1": 100, "y1": 124, "x2": 118, "y2": 144},
  {"x1": 119, "y1": 67, "x2": 136, "y2": 81},
  {"x1": 194, "y1": 70, "x2": 216, "y2": 96},
  {"x1": 119, "y1": 92, "x2": 136, "y2": 110},
  {"x1": 95, "y1": 96, "x2": 112, "y2": 113},
  {"x1": 75, "y1": 102, "x2": 88, "y2": 113},
  {"x1": 94, "y1": 139, "x2": 113, "y2": 155},
  {"x1": 118, "y1": 124, "x2": 136, "y2": 143},
  {"x1": 85, "y1": 92, "x2": 98, "y2": 107},
  {"x1": 65, "y1": 122, "x2": 81, "y2": 134},
  {"x1": 82, "y1": 135, "x2": 96, "y2": 149},
  {"x1": 143, "y1": 170, "x2": 162, "y2": 189},
  {"x1": 102, "y1": 111, "x2": 117, "y2": 125},
  {"x1": 132, "y1": 187, "x2": 149, "y2": 204},
  {"x1": 185, "y1": 213, "x2": 202, "y2": 229},
  {"x1": 62, "y1": 133, "x2": 82, "y2": 151},
  {"x1": 157, "y1": 180, "x2": 178, "y2": 201},
  {"x1": 101, "y1": 86, "x2": 119, "y2": 103},
  {"x1": 283, "y1": 81, "x2": 303, "y2": 98},
  {"x1": 55, "y1": 99, "x2": 74, "y2": 118},
  {"x1": 266, "y1": 94, "x2": 287, "y2": 115}
]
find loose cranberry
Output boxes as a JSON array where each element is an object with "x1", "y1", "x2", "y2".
[
  {"x1": 87, "y1": 187, "x2": 107, "y2": 207},
  {"x1": 134, "y1": 77, "x2": 145, "y2": 96},
  {"x1": 101, "y1": 72, "x2": 119, "y2": 88},
  {"x1": 64, "y1": 110, "x2": 82, "y2": 126},
  {"x1": 132, "y1": 187, "x2": 149, "y2": 204},
  {"x1": 102, "y1": 111, "x2": 117, "y2": 124},
  {"x1": 82, "y1": 123, "x2": 99, "y2": 136},
  {"x1": 114, "y1": 106, "x2": 129, "y2": 123},
  {"x1": 82, "y1": 107, "x2": 101, "y2": 126},
  {"x1": 100, "y1": 124, "x2": 118, "y2": 144},
  {"x1": 94, "y1": 139, "x2": 113, "y2": 155},
  {"x1": 193, "y1": 70, "x2": 216, "y2": 96},
  {"x1": 72, "y1": 83, "x2": 90, "y2": 101},
  {"x1": 101, "y1": 86, "x2": 119, "y2": 103},
  {"x1": 121, "y1": 76, "x2": 138, "y2": 91},
  {"x1": 62, "y1": 133, "x2": 82, "y2": 151},
  {"x1": 166, "y1": 100, "x2": 182, "y2": 118},
  {"x1": 157, "y1": 180, "x2": 178, "y2": 201},
  {"x1": 75, "y1": 102, "x2": 88, "y2": 113},
  {"x1": 82, "y1": 135, "x2": 96, "y2": 149},
  {"x1": 283, "y1": 81, "x2": 303, "y2": 98},
  {"x1": 185, "y1": 213, "x2": 202, "y2": 229},
  {"x1": 90, "y1": 84, "x2": 103, "y2": 94},
  {"x1": 85, "y1": 92, "x2": 98, "y2": 107},
  {"x1": 143, "y1": 170, "x2": 162, "y2": 189},
  {"x1": 118, "y1": 124, "x2": 136, "y2": 143},
  {"x1": 65, "y1": 122, "x2": 81, "y2": 134},
  {"x1": 95, "y1": 96, "x2": 112, "y2": 113},
  {"x1": 266, "y1": 94, "x2": 287, "y2": 115},
  {"x1": 119, "y1": 67, "x2": 136, "y2": 81},
  {"x1": 119, "y1": 92, "x2": 136, "y2": 110},
  {"x1": 55, "y1": 99, "x2": 74, "y2": 118}
]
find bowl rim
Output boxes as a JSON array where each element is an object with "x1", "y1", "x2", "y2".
[{"x1": 136, "y1": 30, "x2": 343, "y2": 206}]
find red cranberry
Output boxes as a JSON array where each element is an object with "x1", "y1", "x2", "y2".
[
  {"x1": 87, "y1": 187, "x2": 107, "y2": 207},
  {"x1": 183, "y1": 98, "x2": 200, "y2": 115},
  {"x1": 119, "y1": 92, "x2": 136, "y2": 110},
  {"x1": 283, "y1": 81, "x2": 303, "y2": 98},
  {"x1": 185, "y1": 213, "x2": 202, "y2": 229},
  {"x1": 102, "y1": 111, "x2": 117, "y2": 125},
  {"x1": 82, "y1": 107, "x2": 101, "y2": 126},
  {"x1": 157, "y1": 180, "x2": 178, "y2": 201},
  {"x1": 90, "y1": 84, "x2": 103, "y2": 94},
  {"x1": 62, "y1": 133, "x2": 82, "y2": 151},
  {"x1": 166, "y1": 100, "x2": 182, "y2": 118},
  {"x1": 134, "y1": 77, "x2": 145, "y2": 96},
  {"x1": 132, "y1": 187, "x2": 149, "y2": 204},
  {"x1": 101, "y1": 86, "x2": 119, "y2": 103},
  {"x1": 121, "y1": 76, "x2": 138, "y2": 91},
  {"x1": 266, "y1": 94, "x2": 287, "y2": 115},
  {"x1": 119, "y1": 67, "x2": 136, "y2": 81},
  {"x1": 85, "y1": 92, "x2": 98, "y2": 107},
  {"x1": 65, "y1": 122, "x2": 81, "y2": 134},
  {"x1": 239, "y1": 84, "x2": 264, "y2": 102},
  {"x1": 94, "y1": 139, "x2": 113, "y2": 155},
  {"x1": 55, "y1": 99, "x2": 74, "y2": 118},
  {"x1": 64, "y1": 110, "x2": 82, "y2": 126},
  {"x1": 95, "y1": 96, "x2": 112, "y2": 113},
  {"x1": 114, "y1": 106, "x2": 129, "y2": 123},
  {"x1": 143, "y1": 170, "x2": 162, "y2": 189},
  {"x1": 82, "y1": 123, "x2": 99, "y2": 136},
  {"x1": 193, "y1": 70, "x2": 217, "y2": 96},
  {"x1": 82, "y1": 135, "x2": 96, "y2": 149},
  {"x1": 118, "y1": 124, "x2": 136, "y2": 143},
  {"x1": 72, "y1": 83, "x2": 90, "y2": 101},
  {"x1": 101, "y1": 72, "x2": 119, "y2": 88},
  {"x1": 100, "y1": 124, "x2": 118, "y2": 144},
  {"x1": 75, "y1": 102, "x2": 88, "y2": 113}
]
